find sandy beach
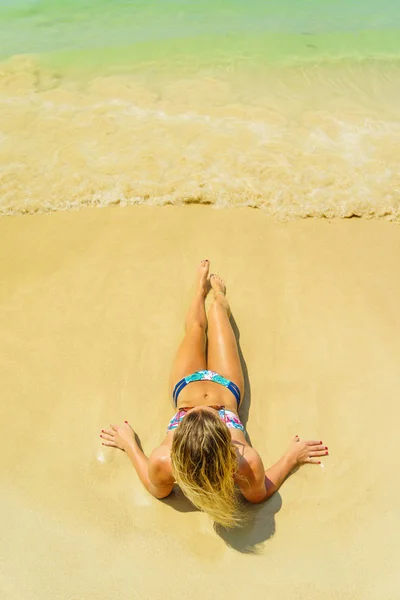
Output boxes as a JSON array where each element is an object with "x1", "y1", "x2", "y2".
[{"x1": 1, "y1": 205, "x2": 399, "y2": 599}]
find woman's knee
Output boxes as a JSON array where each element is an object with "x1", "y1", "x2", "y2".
[{"x1": 185, "y1": 319, "x2": 207, "y2": 334}]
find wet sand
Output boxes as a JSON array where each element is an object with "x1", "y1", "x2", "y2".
[
  {"x1": 1, "y1": 205, "x2": 399, "y2": 600},
  {"x1": 1, "y1": 56, "x2": 400, "y2": 219}
]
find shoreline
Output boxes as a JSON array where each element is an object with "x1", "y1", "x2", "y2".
[{"x1": 2, "y1": 53, "x2": 400, "y2": 220}]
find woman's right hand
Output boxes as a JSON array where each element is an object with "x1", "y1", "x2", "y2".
[
  {"x1": 286, "y1": 435, "x2": 329, "y2": 467},
  {"x1": 100, "y1": 420, "x2": 136, "y2": 452}
]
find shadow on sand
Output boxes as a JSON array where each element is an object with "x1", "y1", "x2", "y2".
[
  {"x1": 163, "y1": 486, "x2": 282, "y2": 554},
  {"x1": 214, "y1": 492, "x2": 282, "y2": 554},
  {"x1": 229, "y1": 314, "x2": 251, "y2": 438}
]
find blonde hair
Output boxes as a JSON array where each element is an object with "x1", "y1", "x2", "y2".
[{"x1": 171, "y1": 408, "x2": 241, "y2": 528}]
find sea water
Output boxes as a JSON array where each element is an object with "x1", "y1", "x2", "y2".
[{"x1": 0, "y1": 0, "x2": 399, "y2": 218}]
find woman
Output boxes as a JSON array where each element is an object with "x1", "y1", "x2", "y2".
[{"x1": 100, "y1": 260, "x2": 328, "y2": 528}]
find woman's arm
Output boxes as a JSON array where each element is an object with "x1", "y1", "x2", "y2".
[
  {"x1": 238, "y1": 435, "x2": 328, "y2": 504},
  {"x1": 100, "y1": 421, "x2": 174, "y2": 499}
]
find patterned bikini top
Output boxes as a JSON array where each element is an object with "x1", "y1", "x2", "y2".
[{"x1": 167, "y1": 407, "x2": 245, "y2": 433}]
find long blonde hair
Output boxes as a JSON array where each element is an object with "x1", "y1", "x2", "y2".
[{"x1": 170, "y1": 408, "x2": 241, "y2": 528}]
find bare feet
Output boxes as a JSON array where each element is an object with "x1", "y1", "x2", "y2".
[
  {"x1": 210, "y1": 273, "x2": 226, "y2": 297},
  {"x1": 197, "y1": 259, "x2": 210, "y2": 296}
]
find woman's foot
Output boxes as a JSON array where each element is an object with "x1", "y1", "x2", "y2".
[
  {"x1": 210, "y1": 273, "x2": 231, "y2": 314},
  {"x1": 197, "y1": 259, "x2": 210, "y2": 296},
  {"x1": 210, "y1": 273, "x2": 226, "y2": 297},
  {"x1": 210, "y1": 273, "x2": 231, "y2": 316}
]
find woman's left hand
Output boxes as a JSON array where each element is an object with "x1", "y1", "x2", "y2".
[
  {"x1": 286, "y1": 435, "x2": 329, "y2": 467},
  {"x1": 100, "y1": 421, "x2": 135, "y2": 452}
]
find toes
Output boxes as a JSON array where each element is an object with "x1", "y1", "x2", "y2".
[
  {"x1": 210, "y1": 273, "x2": 225, "y2": 291},
  {"x1": 199, "y1": 260, "x2": 210, "y2": 278}
]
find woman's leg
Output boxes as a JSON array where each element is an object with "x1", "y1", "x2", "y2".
[
  {"x1": 206, "y1": 274, "x2": 245, "y2": 404},
  {"x1": 169, "y1": 260, "x2": 210, "y2": 397}
]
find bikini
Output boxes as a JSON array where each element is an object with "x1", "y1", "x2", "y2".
[{"x1": 168, "y1": 369, "x2": 245, "y2": 432}]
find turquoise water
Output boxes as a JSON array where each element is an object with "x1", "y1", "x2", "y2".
[
  {"x1": 1, "y1": 0, "x2": 400, "y2": 66},
  {"x1": 1, "y1": 1, "x2": 400, "y2": 218}
]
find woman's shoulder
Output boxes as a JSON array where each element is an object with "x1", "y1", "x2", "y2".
[
  {"x1": 235, "y1": 445, "x2": 267, "y2": 503},
  {"x1": 148, "y1": 442, "x2": 174, "y2": 485},
  {"x1": 234, "y1": 443, "x2": 265, "y2": 482}
]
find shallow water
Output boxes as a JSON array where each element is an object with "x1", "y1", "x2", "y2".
[
  {"x1": 1, "y1": 0, "x2": 399, "y2": 61},
  {"x1": 1, "y1": 1, "x2": 400, "y2": 218}
]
